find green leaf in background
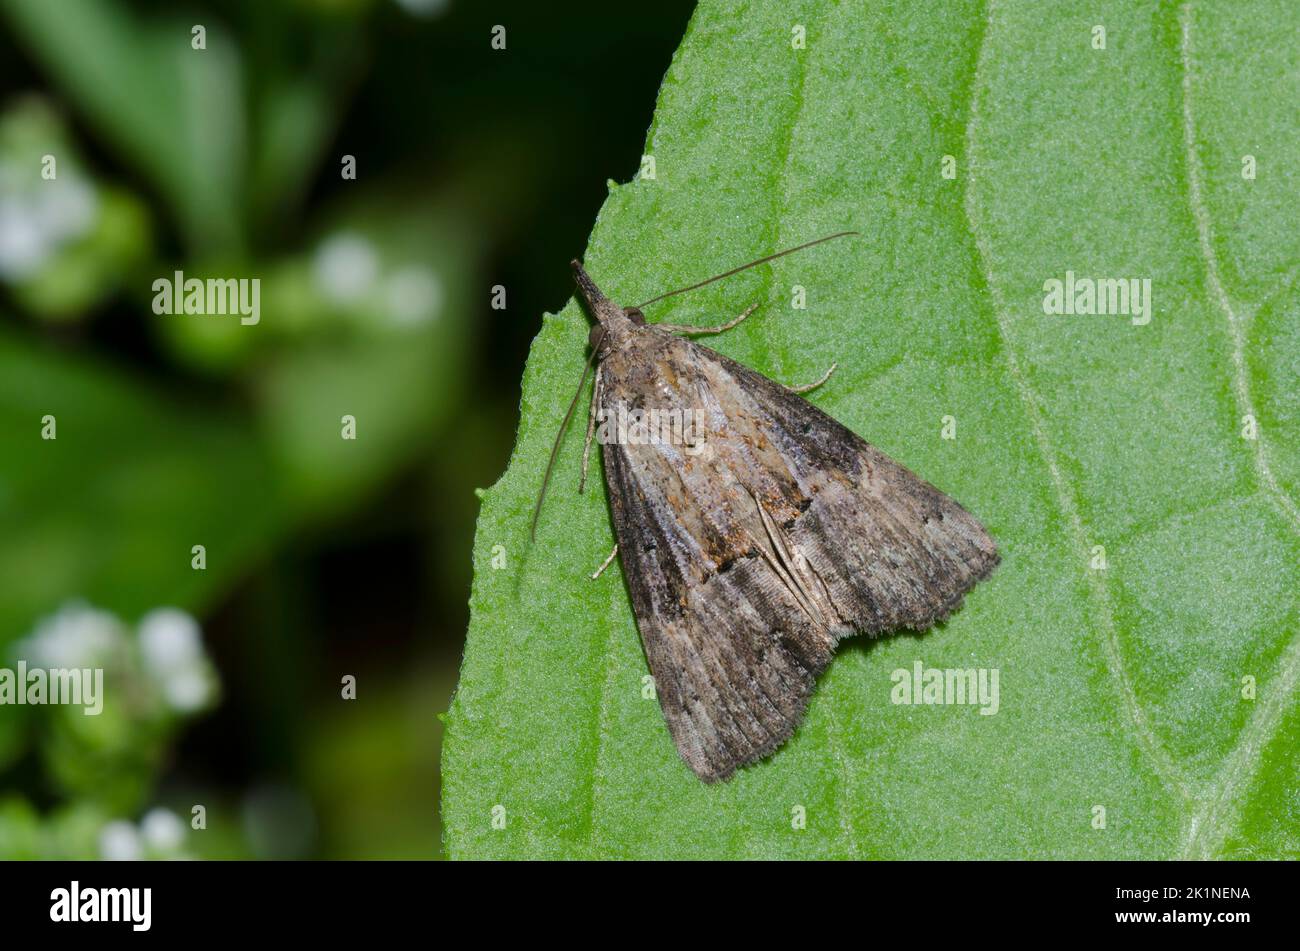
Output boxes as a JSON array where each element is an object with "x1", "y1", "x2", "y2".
[
  {"x1": 443, "y1": 0, "x2": 1300, "y2": 858},
  {"x1": 254, "y1": 197, "x2": 478, "y2": 513},
  {"x1": 0, "y1": 328, "x2": 285, "y2": 644}
]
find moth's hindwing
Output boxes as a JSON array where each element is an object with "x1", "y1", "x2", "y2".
[{"x1": 598, "y1": 328, "x2": 999, "y2": 782}]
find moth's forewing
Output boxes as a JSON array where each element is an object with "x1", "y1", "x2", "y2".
[{"x1": 597, "y1": 327, "x2": 998, "y2": 782}]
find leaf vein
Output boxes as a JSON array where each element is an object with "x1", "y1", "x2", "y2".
[
  {"x1": 962, "y1": 0, "x2": 1192, "y2": 805},
  {"x1": 1177, "y1": 0, "x2": 1300, "y2": 858}
]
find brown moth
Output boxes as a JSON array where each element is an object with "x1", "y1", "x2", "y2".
[{"x1": 537, "y1": 236, "x2": 999, "y2": 782}]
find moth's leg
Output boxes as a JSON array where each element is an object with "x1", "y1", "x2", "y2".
[
  {"x1": 590, "y1": 544, "x2": 619, "y2": 581},
  {"x1": 580, "y1": 368, "x2": 602, "y2": 493},
  {"x1": 656, "y1": 301, "x2": 760, "y2": 336},
  {"x1": 786, "y1": 362, "x2": 837, "y2": 394}
]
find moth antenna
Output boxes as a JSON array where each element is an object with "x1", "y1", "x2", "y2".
[
  {"x1": 635, "y1": 231, "x2": 860, "y2": 309},
  {"x1": 531, "y1": 327, "x2": 605, "y2": 541}
]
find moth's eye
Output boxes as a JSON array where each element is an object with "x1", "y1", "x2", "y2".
[
  {"x1": 588, "y1": 325, "x2": 606, "y2": 350},
  {"x1": 624, "y1": 306, "x2": 647, "y2": 326}
]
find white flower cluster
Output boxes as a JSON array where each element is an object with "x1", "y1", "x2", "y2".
[
  {"x1": 99, "y1": 808, "x2": 187, "y2": 861},
  {"x1": 14, "y1": 601, "x2": 123, "y2": 668},
  {"x1": 0, "y1": 159, "x2": 98, "y2": 281},
  {"x1": 14, "y1": 601, "x2": 217, "y2": 714},
  {"x1": 136, "y1": 609, "x2": 215, "y2": 713},
  {"x1": 312, "y1": 230, "x2": 443, "y2": 326}
]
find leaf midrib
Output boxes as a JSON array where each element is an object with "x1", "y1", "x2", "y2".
[{"x1": 964, "y1": 0, "x2": 1194, "y2": 809}]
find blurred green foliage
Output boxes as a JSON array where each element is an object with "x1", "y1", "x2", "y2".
[
  {"x1": 0, "y1": 0, "x2": 469, "y2": 859},
  {"x1": 0, "y1": 0, "x2": 691, "y2": 858}
]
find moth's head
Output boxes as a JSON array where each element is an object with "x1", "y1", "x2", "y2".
[{"x1": 571, "y1": 260, "x2": 640, "y2": 354}]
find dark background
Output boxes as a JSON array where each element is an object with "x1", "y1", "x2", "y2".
[{"x1": 0, "y1": 0, "x2": 694, "y2": 858}]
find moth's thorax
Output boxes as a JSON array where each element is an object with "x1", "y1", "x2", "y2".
[
  {"x1": 571, "y1": 260, "x2": 647, "y2": 356},
  {"x1": 590, "y1": 298, "x2": 638, "y2": 353},
  {"x1": 596, "y1": 323, "x2": 680, "y2": 389}
]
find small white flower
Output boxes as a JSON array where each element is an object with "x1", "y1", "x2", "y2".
[
  {"x1": 15, "y1": 601, "x2": 123, "y2": 668},
  {"x1": 140, "y1": 808, "x2": 185, "y2": 854},
  {"x1": 137, "y1": 608, "x2": 202, "y2": 676},
  {"x1": 99, "y1": 820, "x2": 142, "y2": 861},
  {"x1": 0, "y1": 165, "x2": 98, "y2": 281},
  {"x1": 137, "y1": 609, "x2": 213, "y2": 712},
  {"x1": 163, "y1": 668, "x2": 212, "y2": 713},
  {"x1": 385, "y1": 266, "x2": 442, "y2": 325},
  {"x1": 0, "y1": 197, "x2": 53, "y2": 280},
  {"x1": 40, "y1": 177, "x2": 97, "y2": 243},
  {"x1": 313, "y1": 232, "x2": 379, "y2": 303},
  {"x1": 392, "y1": 0, "x2": 450, "y2": 18}
]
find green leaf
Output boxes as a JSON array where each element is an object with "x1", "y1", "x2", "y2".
[
  {"x1": 443, "y1": 0, "x2": 1300, "y2": 858},
  {"x1": 0, "y1": 327, "x2": 286, "y2": 645}
]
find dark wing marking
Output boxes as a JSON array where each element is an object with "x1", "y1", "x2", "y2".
[{"x1": 598, "y1": 330, "x2": 998, "y2": 781}]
